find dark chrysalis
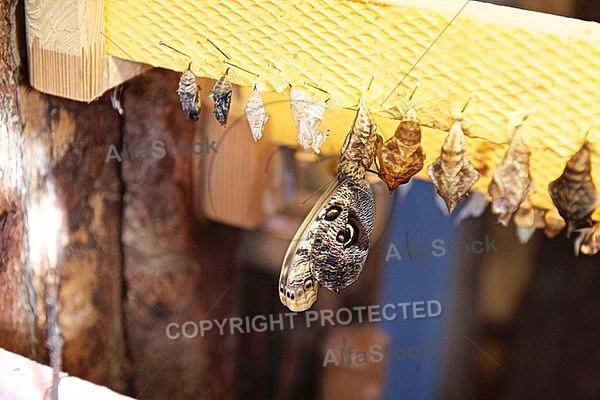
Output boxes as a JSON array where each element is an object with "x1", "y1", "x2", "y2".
[
  {"x1": 210, "y1": 70, "x2": 233, "y2": 126},
  {"x1": 177, "y1": 63, "x2": 201, "y2": 122},
  {"x1": 427, "y1": 116, "x2": 479, "y2": 213},
  {"x1": 158, "y1": 42, "x2": 200, "y2": 122},
  {"x1": 548, "y1": 142, "x2": 598, "y2": 237},
  {"x1": 376, "y1": 105, "x2": 425, "y2": 191},
  {"x1": 488, "y1": 124, "x2": 533, "y2": 226}
]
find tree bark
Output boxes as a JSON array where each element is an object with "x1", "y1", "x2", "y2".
[{"x1": 1, "y1": 0, "x2": 127, "y2": 393}]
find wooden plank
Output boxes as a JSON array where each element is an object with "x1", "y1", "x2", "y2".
[{"x1": 24, "y1": 0, "x2": 147, "y2": 101}]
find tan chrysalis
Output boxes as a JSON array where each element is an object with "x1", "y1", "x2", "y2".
[
  {"x1": 543, "y1": 208, "x2": 566, "y2": 239},
  {"x1": 488, "y1": 123, "x2": 533, "y2": 226},
  {"x1": 579, "y1": 221, "x2": 600, "y2": 256},
  {"x1": 376, "y1": 105, "x2": 425, "y2": 191},
  {"x1": 427, "y1": 113, "x2": 479, "y2": 213},
  {"x1": 548, "y1": 142, "x2": 598, "y2": 237}
]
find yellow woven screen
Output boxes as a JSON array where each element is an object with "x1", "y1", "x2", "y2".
[{"x1": 103, "y1": 0, "x2": 600, "y2": 216}]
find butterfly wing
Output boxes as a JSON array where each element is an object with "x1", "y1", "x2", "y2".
[
  {"x1": 309, "y1": 176, "x2": 375, "y2": 293},
  {"x1": 279, "y1": 180, "x2": 339, "y2": 312}
]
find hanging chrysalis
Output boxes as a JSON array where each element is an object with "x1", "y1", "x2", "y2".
[
  {"x1": 579, "y1": 221, "x2": 600, "y2": 256},
  {"x1": 203, "y1": 39, "x2": 234, "y2": 126},
  {"x1": 159, "y1": 42, "x2": 200, "y2": 122},
  {"x1": 244, "y1": 80, "x2": 269, "y2": 141},
  {"x1": 279, "y1": 88, "x2": 378, "y2": 312},
  {"x1": 548, "y1": 142, "x2": 598, "y2": 237},
  {"x1": 488, "y1": 121, "x2": 533, "y2": 226},
  {"x1": 177, "y1": 63, "x2": 201, "y2": 122},
  {"x1": 427, "y1": 106, "x2": 479, "y2": 213},
  {"x1": 220, "y1": 61, "x2": 266, "y2": 140},
  {"x1": 289, "y1": 86, "x2": 328, "y2": 152},
  {"x1": 376, "y1": 105, "x2": 425, "y2": 191},
  {"x1": 210, "y1": 69, "x2": 233, "y2": 126}
]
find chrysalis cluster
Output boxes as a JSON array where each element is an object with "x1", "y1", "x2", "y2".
[
  {"x1": 376, "y1": 105, "x2": 425, "y2": 191},
  {"x1": 488, "y1": 124, "x2": 533, "y2": 226},
  {"x1": 427, "y1": 116, "x2": 479, "y2": 213},
  {"x1": 177, "y1": 63, "x2": 201, "y2": 122},
  {"x1": 548, "y1": 142, "x2": 598, "y2": 237},
  {"x1": 210, "y1": 70, "x2": 233, "y2": 126}
]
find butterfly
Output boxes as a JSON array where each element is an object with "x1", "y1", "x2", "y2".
[{"x1": 279, "y1": 99, "x2": 377, "y2": 312}]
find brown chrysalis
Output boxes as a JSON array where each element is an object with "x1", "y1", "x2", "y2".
[
  {"x1": 427, "y1": 115, "x2": 479, "y2": 213},
  {"x1": 340, "y1": 98, "x2": 382, "y2": 171},
  {"x1": 376, "y1": 105, "x2": 425, "y2": 191},
  {"x1": 548, "y1": 142, "x2": 598, "y2": 237},
  {"x1": 488, "y1": 124, "x2": 533, "y2": 226}
]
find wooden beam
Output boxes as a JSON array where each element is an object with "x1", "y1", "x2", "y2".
[{"x1": 24, "y1": 0, "x2": 147, "y2": 102}]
